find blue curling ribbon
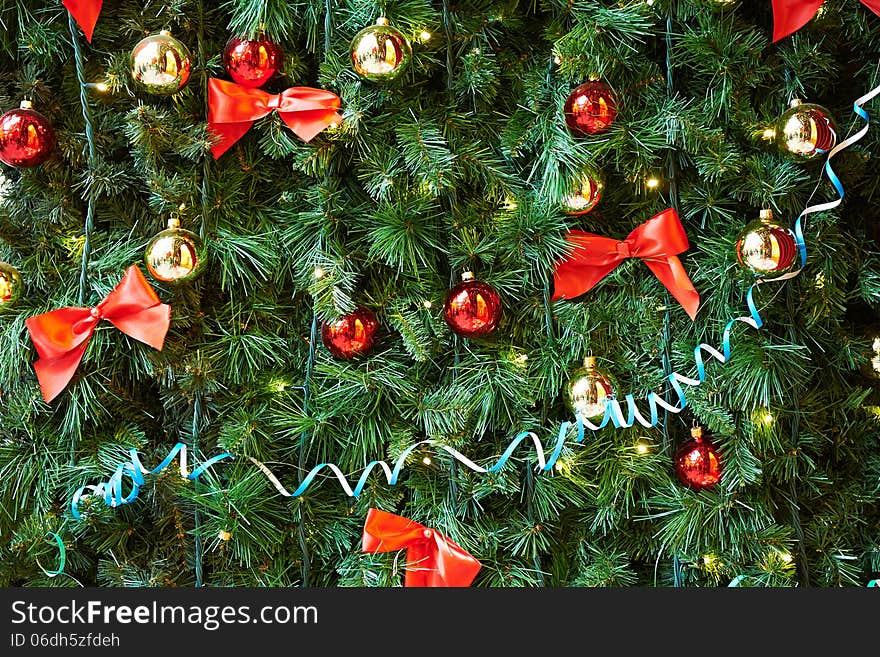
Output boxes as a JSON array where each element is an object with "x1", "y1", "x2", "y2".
[
  {"x1": 71, "y1": 83, "x2": 879, "y2": 511},
  {"x1": 36, "y1": 532, "x2": 66, "y2": 577},
  {"x1": 71, "y1": 443, "x2": 233, "y2": 518},
  {"x1": 869, "y1": 579, "x2": 879, "y2": 587}
]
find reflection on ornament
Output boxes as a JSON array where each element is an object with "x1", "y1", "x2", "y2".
[
  {"x1": 0, "y1": 101, "x2": 56, "y2": 168},
  {"x1": 562, "y1": 169, "x2": 603, "y2": 215},
  {"x1": 350, "y1": 17, "x2": 412, "y2": 82},
  {"x1": 872, "y1": 337, "x2": 880, "y2": 374},
  {"x1": 131, "y1": 31, "x2": 193, "y2": 95},
  {"x1": 674, "y1": 425, "x2": 722, "y2": 491},
  {"x1": 774, "y1": 99, "x2": 837, "y2": 160},
  {"x1": 565, "y1": 355, "x2": 615, "y2": 420},
  {"x1": 564, "y1": 80, "x2": 617, "y2": 137},
  {"x1": 735, "y1": 209, "x2": 798, "y2": 278},
  {"x1": 321, "y1": 306, "x2": 379, "y2": 359},
  {"x1": 0, "y1": 261, "x2": 23, "y2": 307},
  {"x1": 442, "y1": 272, "x2": 502, "y2": 338},
  {"x1": 144, "y1": 218, "x2": 206, "y2": 282},
  {"x1": 223, "y1": 36, "x2": 283, "y2": 88}
]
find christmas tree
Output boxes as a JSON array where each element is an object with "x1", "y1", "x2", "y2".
[{"x1": 1, "y1": 0, "x2": 878, "y2": 588}]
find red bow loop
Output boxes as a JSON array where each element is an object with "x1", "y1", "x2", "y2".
[
  {"x1": 772, "y1": 0, "x2": 880, "y2": 42},
  {"x1": 207, "y1": 78, "x2": 343, "y2": 159},
  {"x1": 25, "y1": 265, "x2": 170, "y2": 403},
  {"x1": 361, "y1": 508, "x2": 482, "y2": 587},
  {"x1": 551, "y1": 208, "x2": 700, "y2": 320},
  {"x1": 63, "y1": 0, "x2": 103, "y2": 42}
]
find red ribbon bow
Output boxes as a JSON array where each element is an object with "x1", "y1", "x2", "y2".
[
  {"x1": 361, "y1": 508, "x2": 482, "y2": 587},
  {"x1": 551, "y1": 207, "x2": 700, "y2": 320},
  {"x1": 207, "y1": 78, "x2": 343, "y2": 159},
  {"x1": 772, "y1": 0, "x2": 880, "y2": 41},
  {"x1": 25, "y1": 265, "x2": 171, "y2": 403},
  {"x1": 63, "y1": 0, "x2": 102, "y2": 42}
]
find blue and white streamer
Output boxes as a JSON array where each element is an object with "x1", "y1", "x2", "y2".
[{"x1": 70, "y1": 83, "x2": 879, "y2": 513}]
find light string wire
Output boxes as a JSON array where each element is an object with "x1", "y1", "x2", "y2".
[{"x1": 68, "y1": 80, "x2": 880, "y2": 519}]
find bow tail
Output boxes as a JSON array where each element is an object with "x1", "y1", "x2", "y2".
[
  {"x1": 34, "y1": 343, "x2": 90, "y2": 403},
  {"x1": 63, "y1": 0, "x2": 102, "y2": 42},
  {"x1": 403, "y1": 544, "x2": 435, "y2": 588},
  {"x1": 644, "y1": 257, "x2": 700, "y2": 320},
  {"x1": 208, "y1": 121, "x2": 254, "y2": 159},
  {"x1": 279, "y1": 109, "x2": 343, "y2": 143},
  {"x1": 771, "y1": 0, "x2": 825, "y2": 42}
]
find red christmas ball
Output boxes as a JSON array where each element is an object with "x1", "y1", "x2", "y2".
[
  {"x1": 321, "y1": 306, "x2": 379, "y2": 360},
  {"x1": 0, "y1": 102, "x2": 56, "y2": 168},
  {"x1": 223, "y1": 36, "x2": 283, "y2": 88},
  {"x1": 675, "y1": 428, "x2": 722, "y2": 491},
  {"x1": 443, "y1": 273, "x2": 502, "y2": 338},
  {"x1": 564, "y1": 80, "x2": 617, "y2": 137}
]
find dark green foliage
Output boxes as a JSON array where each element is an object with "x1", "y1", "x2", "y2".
[{"x1": 0, "y1": 0, "x2": 878, "y2": 588}]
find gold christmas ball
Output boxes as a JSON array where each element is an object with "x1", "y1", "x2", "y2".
[
  {"x1": 562, "y1": 169, "x2": 603, "y2": 216},
  {"x1": 565, "y1": 356, "x2": 615, "y2": 421},
  {"x1": 131, "y1": 31, "x2": 193, "y2": 95},
  {"x1": 0, "y1": 261, "x2": 23, "y2": 308},
  {"x1": 350, "y1": 17, "x2": 412, "y2": 82},
  {"x1": 774, "y1": 99, "x2": 837, "y2": 160},
  {"x1": 735, "y1": 209, "x2": 798, "y2": 278},
  {"x1": 144, "y1": 222, "x2": 206, "y2": 283}
]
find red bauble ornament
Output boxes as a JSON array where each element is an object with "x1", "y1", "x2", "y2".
[
  {"x1": 675, "y1": 427, "x2": 722, "y2": 491},
  {"x1": 564, "y1": 80, "x2": 617, "y2": 137},
  {"x1": 223, "y1": 36, "x2": 284, "y2": 88},
  {"x1": 443, "y1": 272, "x2": 502, "y2": 338},
  {"x1": 321, "y1": 306, "x2": 379, "y2": 359},
  {"x1": 0, "y1": 101, "x2": 56, "y2": 168}
]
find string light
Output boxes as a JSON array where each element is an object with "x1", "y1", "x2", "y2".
[
  {"x1": 646, "y1": 177, "x2": 660, "y2": 189},
  {"x1": 636, "y1": 441, "x2": 650, "y2": 454},
  {"x1": 422, "y1": 456, "x2": 432, "y2": 466},
  {"x1": 646, "y1": 0, "x2": 655, "y2": 5},
  {"x1": 420, "y1": 31, "x2": 432, "y2": 42},
  {"x1": 763, "y1": 410, "x2": 774, "y2": 425},
  {"x1": 762, "y1": 127, "x2": 777, "y2": 140},
  {"x1": 516, "y1": 353, "x2": 528, "y2": 363},
  {"x1": 422, "y1": 300, "x2": 432, "y2": 309},
  {"x1": 313, "y1": 266, "x2": 324, "y2": 279},
  {"x1": 871, "y1": 336, "x2": 880, "y2": 373},
  {"x1": 702, "y1": 554, "x2": 715, "y2": 566},
  {"x1": 218, "y1": 530, "x2": 232, "y2": 541},
  {"x1": 553, "y1": 55, "x2": 561, "y2": 65},
  {"x1": 554, "y1": 460, "x2": 565, "y2": 472},
  {"x1": 779, "y1": 552, "x2": 793, "y2": 563}
]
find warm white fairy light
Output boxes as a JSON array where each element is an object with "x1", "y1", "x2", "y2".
[
  {"x1": 420, "y1": 31, "x2": 432, "y2": 42},
  {"x1": 422, "y1": 456, "x2": 432, "y2": 466},
  {"x1": 313, "y1": 266, "x2": 325, "y2": 279},
  {"x1": 646, "y1": 177, "x2": 660, "y2": 189},
  {"x1": 423, "y1": 300, "x2": 432, "y2": 309}
]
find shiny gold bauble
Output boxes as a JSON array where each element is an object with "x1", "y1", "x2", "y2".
[
  {"x1": 144, "y1": 221, "x2": 206, "y2": 283},
  {"x1": 562, "y1": 169, "x2": 603, "y2": 215},
  {"x1": 735, "y1": 209, "x2": 798, "y2": 278},
  {"x1": 0, "y1": 261, "x2": 23, "y2": 308},
  {"x1": 774, "y1": 99, "x2": 837, "y2": 160},
  {"x1": 350, "y1": 17, "x2": 412, "y2": 82},
  {"x1": 565, "y1": 356, "x2": 615, "y2": 421},
  {"x1": 131, "y1": 31, "x2": 193, "y2": 95}
]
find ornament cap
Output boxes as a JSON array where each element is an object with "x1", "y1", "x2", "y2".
[
  {"x1": 461, "y1": 271, "x2": 475, "y2": 282},
  {"x1": 691, "y1": 425, "x2": 703, "y2": 439},
  {"x1": 375, "y1": 16, "x2": 390, "y2": 25},
  {"x1": 789, "y1": 98, "x2": 802, "y2": 108},
  {"x1": 167, "y1": 216, "x2": 181, "y2": 229},
  {"x1": 584, "y1": 355, "x2": 597, "y2": 369},
  {"x1": 159, "y1": 29, "x2": 172, "y2": 36},
  {"x1": 19, "y1": 99, "x2": 32, "y2": 110},
  {"x1": 759, "y1": 208, "x2": 774, "y2": 221}
]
